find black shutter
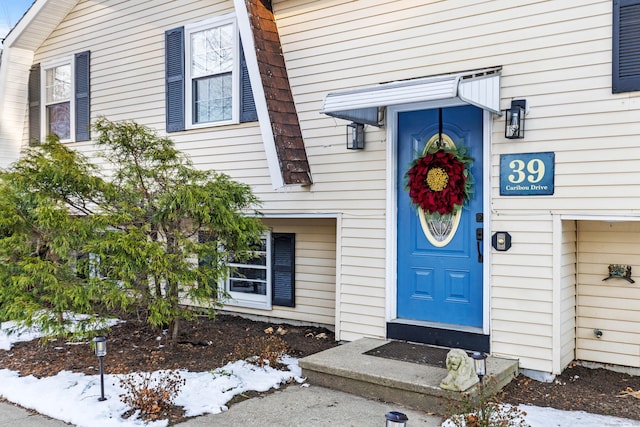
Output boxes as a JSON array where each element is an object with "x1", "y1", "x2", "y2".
[
  {"x1": 239, "y1": 39, "x2": 258, "y2": 122},
  {"x1": 272, "y1": 233, "x2": 295, "y2": 307},
  {"x1": 613, "y1": 0, "x2": 640, "y2": 93},
  {"x1": 165, "y1": 27, "x2": 185, "y2": 132},
  {"x1": 74, "y1": 51, "x2": 91, "y2": 141},
  {"x1": 28, "y1": 63, "x2": 41, "y2": 145}
]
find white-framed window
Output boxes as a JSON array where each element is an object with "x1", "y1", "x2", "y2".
[
  {"x1": 41, "y1": 57, "x2": 74, "y2": 141},
  {"x1": 197, "y1": 230, "x2": 295, "y2": 310},
  {"x1": 30, "y1": 51, "x2": 90, "y2": 144},
  {"x1": 185, "y1": 14, "x2": 239, "y2": 128},
  {"x1": 165, "y1": 16, "x2": 256, "y2": 133},
  {"x1": 226, "y1": 232, "x2": 272, "y2": 309}
]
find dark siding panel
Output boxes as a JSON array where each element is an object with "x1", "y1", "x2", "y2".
[
  {"x1": 28, "y1": 63, "x2": 41, "y2": 145},
  {"x1": 165, "y1": 27, "x2": 185, "y2": 132},
  {"x1": 613, "y1": 0, "x2": 640, "y2": 93},
  {"x1": 239, "y1": 39, "x2": 258, "y2": 122},
  {"x1": 74, "y1": 51, "x2": 91, "y2": 141},
  {"x1": 272, "y1": 233, "x2": 295, "y2": 307}
]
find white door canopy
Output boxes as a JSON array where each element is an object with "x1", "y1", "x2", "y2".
[{"x1": 321, "y1": 67, "x2": 502, "y2": 126}]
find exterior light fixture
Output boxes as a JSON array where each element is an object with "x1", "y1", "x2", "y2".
[
  {"x1": 504, "y1": 99, "x2": 526, "y2": 139},
  {"x1": 472, "y1": 351, "x2": 488, "y2": 384},
  {"x1": 385, "y1": 411, "x2": 408, "y2": 427},
  {"x1": 93, "y1": 336, "x2": 107, "y2": 401},
  {"x1": 347, "y1": 122, "x2": 365, "y2": 150}
]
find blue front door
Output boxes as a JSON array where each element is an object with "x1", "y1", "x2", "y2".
[{"x1": 396, "y1": 105, "x2": 484, "y2": 327}]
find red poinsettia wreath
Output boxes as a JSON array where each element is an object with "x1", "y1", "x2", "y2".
[{"x1": 405, "y1": 147, "x2": 473, "y2": 216}]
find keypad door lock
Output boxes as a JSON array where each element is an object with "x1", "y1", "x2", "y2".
[{"x1": 492, "y1": 231, "x2": 512, "y2": 251}]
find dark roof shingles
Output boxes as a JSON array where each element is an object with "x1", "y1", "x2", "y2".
[{"x1": 244, "y1": 0, "x2": 312, "y2": 185}]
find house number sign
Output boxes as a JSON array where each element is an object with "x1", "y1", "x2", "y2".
[{"x1": 500, "y1": 152, "x2": 555, "y2": 196}]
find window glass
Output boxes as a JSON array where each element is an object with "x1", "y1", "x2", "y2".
[
  {"x1": 45, "y1": 65, "x2": 71, "y2": 103},
  {"x1": 190, "y1": 23, "x2": 234, "y2": 124},
  {"x1": 47, "y1": 103, "x2": 70, "y2": 140},
  {"x1": 228, "y1": 237, "x2": 267, "y2": 295},
  {"x1": 193, "y1": 74, "x2": 232, "y2": 122},
  {"x1": 191, "y1": 25, "x2": 233, "y2": 77},
  {"x1": 226, "y1": 235, "x2": 270, "y2": 306}
]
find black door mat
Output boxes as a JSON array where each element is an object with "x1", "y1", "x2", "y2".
[{"x1": 363, "y1": 341, "x2": 450, "y2": 368}]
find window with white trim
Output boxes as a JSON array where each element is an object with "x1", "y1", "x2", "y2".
[
  {"x1": 186, "y1": 15, "x2": 237, "y2": 126},
  {"x1": 28, "y1": 51, "x2": 91, "y2": 144},
  {"x1": 43, "y1": 60, "x2": 72, "y2": 140},
  {"x1": 198, "y1": 231, "x2": 295, "y2": 310},
  {"x1": 226, "y1": 233, "x2": 272, "y2": 309},
  {"x1": 165, "y1": 15, "x2": 256, "y2": 133}
]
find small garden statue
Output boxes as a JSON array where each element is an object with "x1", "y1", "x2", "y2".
[{"x1": 439, "y1": 348, "x2": 479, "y2": 391}]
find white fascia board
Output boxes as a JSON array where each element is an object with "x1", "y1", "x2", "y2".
[
  {"x1": 323, "y1": 74, "x2": 459, "y2": 113},
  {"x1": 233, "y1": 0, "x2": 285, "y2": 190}
]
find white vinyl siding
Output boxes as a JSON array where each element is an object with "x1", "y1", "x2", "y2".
[
  {"x1": 338, "y1": 216, "x2": 386, "y2": 341},
  {"x1": 576, "y1": 221, "x2": 640, "y2": 368},
  {"x1": 18, "y1": 0, "x2": 640, "y2": 372},
  {"x1": 0, "y1": 47, "x2": 34, "y2": 167},
  {"x1": 490, "y1": 215, "x2": 554, "y2": 372},
  {"x1": 222, "y1": 218, "x2": 336, "y2": 327}
]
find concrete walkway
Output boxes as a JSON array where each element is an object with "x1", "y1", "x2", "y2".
[
  {"x1": 0, "y1": 385, "x2": 444, "y2": 426},
  {"x1": 0, "y1": 400, "x2": 69, "y2": 426}
]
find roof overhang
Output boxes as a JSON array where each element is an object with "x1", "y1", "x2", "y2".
[
  {"x1": 3, "y1": 0, "x2": 78, "y2": 50},
  {"x1": 321, "y1": 67, "x2": 502, "y2": 126}
]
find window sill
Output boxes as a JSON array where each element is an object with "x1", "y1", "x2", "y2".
[
  {"x1": 185, "y1": 118, "x2": 238, "y2": 131},
  {"x1": 224, "y1": 298, "x2": 272, "y2": 311}
]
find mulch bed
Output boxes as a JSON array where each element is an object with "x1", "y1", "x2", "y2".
[
  {"x1": 500, "y1": 362, "x2": 640, "y2": 421},
  {"x1": 0, "y1": 313, "x2": 337, "y2": 378},
  {"x1": 0, "y1": 313, "x2": 337, "y2": 424}
]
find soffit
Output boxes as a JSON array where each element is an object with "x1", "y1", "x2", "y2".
[{"x1": 4, "y1": 0, "x2": 78, "y2": 51}]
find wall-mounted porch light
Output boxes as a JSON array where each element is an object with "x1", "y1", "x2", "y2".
[
  {"x1": 504, "y1": 99, "x2": 527, "y2": 139},
  {"x1": 347, "y1": 122, "x2": 365, "y2": 150}
]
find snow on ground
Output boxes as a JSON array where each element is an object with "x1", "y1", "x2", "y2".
[
  {"x1": 0, "y1": 314, "x2": 120, "y2": 351},
  {"x1": 441, "y1": 404, "x2": 640, "y2": 427},
  {"x1": 0, "y1": 359, "x2": 302, "y2": 427},
  {"x1": 519, "y1": 405, "x2": 640, "y2": 427},
  {"x1": 0, "y1": 320, "x2": 639, "y2": 427}
]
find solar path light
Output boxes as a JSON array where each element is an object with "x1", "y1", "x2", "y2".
[{"x1": 93, "y1": 336, "x2": 107, "y2": 401}]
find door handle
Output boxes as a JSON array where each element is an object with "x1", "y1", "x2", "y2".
[{"x1": 476, "y1": 228, "x2": 483, "y2": 263}]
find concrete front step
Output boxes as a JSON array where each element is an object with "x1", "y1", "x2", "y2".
[{"x1": 299, "y1": 338, "x2": 519, "y2": 416}]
